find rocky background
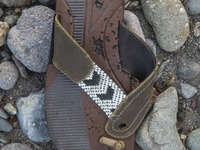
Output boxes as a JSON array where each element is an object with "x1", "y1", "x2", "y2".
[{"x1": 0, "y1": 0, "x2": 198, "y2": 150}]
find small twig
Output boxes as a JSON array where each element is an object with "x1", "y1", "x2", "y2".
[
  {"x1": 124, "y1": 1, "x2": 131, "y2": 9},
  {"x1": 28, "y1": 140, "x2": 41, "y2": 150},
  {"x1": 154, "y1": 60, "x2": 170, "y2": 82}
]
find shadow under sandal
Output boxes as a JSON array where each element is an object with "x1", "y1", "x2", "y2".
[{"x1": 45, "y1": 0, "x2": 157, "y2": 150}]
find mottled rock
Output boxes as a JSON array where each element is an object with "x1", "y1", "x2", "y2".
[
  {"x1": 194, "y1": 22, "x2": 200, "y2": 37},
  {"x1": 4, "y1": 15, "x2": 18, "y2": 27},
  {"x1": 4, "y1": 103, "x2": 17, "y2": 115},
  {"x1": 0, "y1": 8, "x2": 3, "y2": 18},
  {"x1": 141, "y1": 0, "x2": 189, "y2": 52},
  {"x1": 0, "y1": 118, "x2": 12, "y2": 132},
  {"x1": 0, "y1": 132, "x2": 9, "y2": 144},
  {"x1": 187, "y1": 128, "x2": 200, "y2": 150},
  {"x1": 0, "y1": 61, "x2": 18, "y2": 90},
  {"x1": 124, "y1": 10, "x2": 145, "y2": 41},
  {"x1": 39, "y1": 0, "x2": 55, "y2": 5},
  {"x1": 12, "y1": 55, "x2": 28, "y2": 78},
  {"x1": 136, "y1": 87, "x2": 186, "y2": 150},
  {"x1": 0, "y1": 0, "x2": 31, "y2": 7},
  {"x1": 0, "y1": 143, "x2": 32, "y2": 150},
  {"x1": 176, "y1": 58, "x2": 200, "y2": 80},
  {"x1": 180, "y1": 83, "x2": 198, "y2": 99},
  {"x1": 185, "y1": 0, "x2": 200, "y2": 15},
  {"x1": 7, "y1": 6, "x2": 54, "y2": 72},
  {"x1": 16, "y1": 88, "x2": 51, "y2": 142},
  {"x1": 146, "y1": 38, "x2": 156, "y2": 55},
  {"x1": 196, "y1": 95, "x2": 200, "y2": 114},
  {"x1": 0, "y1": 108, "x2": 9, "y2": 119},
  {"x1": 0, "y1": 51, "x2": 10, "y2": 60},
  {"x1": 0, "y1": 22, "x2": 9, "y2": 46}
]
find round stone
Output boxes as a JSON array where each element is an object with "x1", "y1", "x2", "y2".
[{"x1": 0, "y1": 61, "x2": 18, "y2": 90}]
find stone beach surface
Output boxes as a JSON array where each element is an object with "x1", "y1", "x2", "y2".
[{"x1": 0, "y1": 0, "x2": 198, "y2": 150}]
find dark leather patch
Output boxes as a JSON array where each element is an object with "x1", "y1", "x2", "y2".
[
  {"x1": 105, "y1": 22, "x2": 157, "y2": 139},
  {"x1": 119, "y1": 21, "x2": 156, "y2": 82},
  {"x1": 53, "y1": 15, "x2": 94, "y2": 83}
]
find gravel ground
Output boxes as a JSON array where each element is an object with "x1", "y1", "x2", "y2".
[{"x1": 0, "y1": 0, "x2": 199, "y2": 150}]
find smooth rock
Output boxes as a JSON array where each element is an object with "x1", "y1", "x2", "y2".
[
  {"x1": 39, "y1": 0, "x2": 55, "y2": 5},
  {"x1": 0, "y1": 132, "x2": 9, "y2": 144},
  {"x1": 4, "y1": 103, "x2": 17, "y2": 115},
  {"x1": 7, "y1": 6, "x2": 54, "y2": 72},
  {"x1": 4, "y1": 15, "x2": 18, "y2": 27},
  {"x1": 0, "y1": 22, "x2": 9, "y2": 46},
  {"x1": 0, "y1": 8, "x2": 3, "y2": 18},
  {"x1": 0, "y1": 51, "x2": 10, "y2": 60},
  {"x1": 146, "y1": 38, "x2": 156, "y2": 55},
  {"x1": 0, "y1": 0, "x2": 31, "y2": 7},
  {"x1": 196, "y1": 95, "x2": 200, "y2": 114},
  {"x1": 141, "y1": 0, "x2": 189, "y2": 52},
  {"x1": 180, "y1": 83, "x2": 198, "y2": 99},
  {"x1": 0, "y1": 143, "x2": 32, "y2": 150},
  {"x1": 176, "y1": 58, "x2": 200, "y2": 80},
  {"x1": 0, "y1": 118, "x2": 12, "y2": 132},
  {"x1": 12, "y1": 55, "x2": 28, "y2": 78},
  {"x1": 0, "y1": 108, "x2": 9, "y2": 119},
  {"x1": 16, "y1": 88, "x2": 51, "y2": 142},
  {"x1": 136, "y1": 86, "x2": 186, "y2": 150},
  {"x1": 124, "y1": 10, "x2": 145, "y2": 41},
  {"x1": 187, "y1": 128, "x2": 200, "y2": 150},
  {"x1": 0, "y1": 61, "x2": 18, "y2": 90},
  {"x1": 194, "y1": 22, "x2": 200, "y2": 37},
  {"x1": 185, "y1": 0, "x2": 200, "y2": 15}
]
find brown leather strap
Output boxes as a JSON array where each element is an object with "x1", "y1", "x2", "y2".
[{"x1": 105, "y1": 22, "x2": 157, "y2": 139}]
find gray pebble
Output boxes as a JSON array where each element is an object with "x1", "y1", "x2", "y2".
[
  {"x1": 141, "y1": 0, "x2": 189, "y2": 52},
  {"x1": 0, "y1": 143, "x2": 32, "y2": 150},
  {"x1": 146, "y1": 38, "x2": 156, "y2": 56},
  {"x1": 12, "y1": 55, "x2": 28, "y2": 78},
  {"x1": 124, "y1": 10, "x2": 145, "y2": 41},
  {"x1": 0, "y1": 8, "x2": 3, "y2": 18},
  {"x1": 0, "y1": 108, "x2": 8, "y2": 119},
  {"x1": 180, "y1": 83, "x2": 198, "y2": 99},
  {"x1": 176, "y1": 58, "x2": 200, "y2": 80},
  {"x1": 0, "y1": 132, "x2": 9, "y2": 144},
  {"x1": 0, "y1": 118, "x2": 12, "y2": 132},
  {"x1": 16, "y1": 88, "x2": 51, "y2": 142},
  {"x1": 0, "y1": 0, "x2": 31, "y2": 7},
  {"x1": 39, "y1": 0, "x2": 55, "y2": 5},
  {"x1": 185, "y1": 0, "x2": 200, "y2": 15},
  {"x1": 187, "y1": 128, "x2": 200, "y2": 150},
  {"x1": 196, "y1": 95, "x2": 200, "y2": 114},
  {"x1": 4, "y1": 15, "x2": 18, "y2": 27},
  {"x1": 0, "y1": 61, "x2": 18, "y2": 90},
  {"x1": 7, "y1": 6, "x2": 54, "y2": 73},
  {"x1": 0, "y1": 51, "x2": 10, "y2": 60},
  {"x1": 4, "y1": 103, "x2": 17, "y2": 115},
  {"x1": 177, "y1": 111, "x2": 186, "y2": 122}
]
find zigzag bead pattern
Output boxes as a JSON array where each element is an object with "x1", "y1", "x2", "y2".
[{"x1": 78, "y1": 63, "x2": 126, "y2": 117}]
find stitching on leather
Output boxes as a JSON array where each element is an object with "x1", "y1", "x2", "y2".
[
  {"x1": 105, "y1": 76, "x2": 154, "y2": 138},
  {"x1": 112, "y1": 76, "x2": 154, "y2": 132},
  {"x1": 53, "y1": 15, "x2": 94, "y2": 83},
  {"x1": 108, "y1": 97, "x2": 152, "y2": 138}
]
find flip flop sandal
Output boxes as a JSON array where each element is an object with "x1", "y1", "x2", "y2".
[{"x1": 45, "y1": 0, "x2": 157, "y2": 150}]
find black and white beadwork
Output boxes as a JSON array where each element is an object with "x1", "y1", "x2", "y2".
[{"x1": 78, "y1": 63, "x2": 126, "y2": 117}]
